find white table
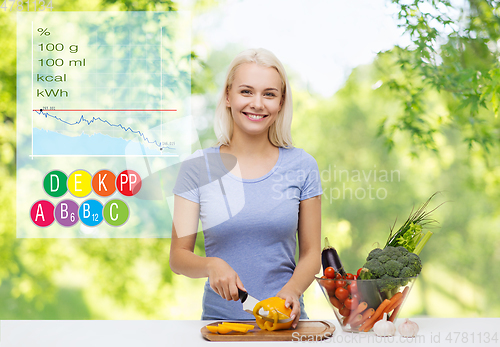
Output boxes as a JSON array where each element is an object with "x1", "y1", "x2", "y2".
[{"x1": 1, "y1": 318, "x2": 498, "y2": 346}]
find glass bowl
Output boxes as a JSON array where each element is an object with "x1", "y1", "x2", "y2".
[{"x1": 315, "y1": 276, "x2": 417, "y2": 333}]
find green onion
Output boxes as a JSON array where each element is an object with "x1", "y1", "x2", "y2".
[{"x1": 385, "y1": 192, "x2": 444, "y2": 252}]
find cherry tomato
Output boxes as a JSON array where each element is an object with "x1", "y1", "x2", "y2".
[
  {"x1": 347, "y1": 281, "x2": 358, "y2": 295},
  {"x1": 357, "y1": 268, "x2": 362, "y2": 277},
  {"x1": 321, "y1": 278, "x2": 336, "y2": 292},
  {"x1": 345, "y1": 273, "x2": 354, "y2": 280},
  {"x1": 335, "y1": 273, "x2": 342, "y2": 279},
  {"x1": 339, "y1": 305, "x2": 350, "y2": 317},
  {"x1": 324, "y1": 267, "x2": 336, "y2": 279},
  {"x1": 329, "y1": 296, "x2": 343, "y2": 309},
  {"x1": 344, "y1": 296, "x2": 359, "y2": 310},
  {"x1": 335, "y1": 287, "x2": 349, "y2": 302}
]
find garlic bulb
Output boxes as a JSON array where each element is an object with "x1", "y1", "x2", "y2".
[
  {"x1": 373, "y1": 313, "x2": 396, "y2": 336},
  {"x1": 398, "y1": 318, "x2": 419, "y2": 337}
]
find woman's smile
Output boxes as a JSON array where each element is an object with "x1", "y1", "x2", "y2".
[{"x1": 243, "y1": 112, "x2": 269, "y2": 121}]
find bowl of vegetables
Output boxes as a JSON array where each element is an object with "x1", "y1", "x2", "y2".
[
  {"x1": 316, "y1": 274, "x2": 417, "y2": 333},
  {"x1": 316, "y1": 193, "x2": 443, "y2": 333}
]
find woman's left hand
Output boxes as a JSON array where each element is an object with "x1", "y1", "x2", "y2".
[{"x1": 276, "y1": 288, "x2": 301, "y2": 329}]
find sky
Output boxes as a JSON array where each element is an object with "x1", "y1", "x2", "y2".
[{"x1": 193, "y1": 0, "x2": 410, "y2": 97}]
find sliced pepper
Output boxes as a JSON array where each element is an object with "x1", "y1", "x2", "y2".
[
  {"x1": 220, "y1": 322, "x2": 255, "y2": 332},
  {"x1": 252, "y1": 297, "x2": 294, "y2": 331},
  {"x1": 205, "y1": 322, "x2": 254, "y2": 334},
  {"x1": 215, "y1": 325, "x2": 233, "y2": 334},
  {"x1": 206, "y1": 326, "x2": 220, "y2": 333}
]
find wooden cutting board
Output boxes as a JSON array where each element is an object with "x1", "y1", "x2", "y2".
[{"x1": 201, "y1": 320, "x2": 335, "y2": 341}]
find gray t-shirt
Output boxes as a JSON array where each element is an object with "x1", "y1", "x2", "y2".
[{"x1": 173, "y1": 145, "x2": 323, "y2": 320}]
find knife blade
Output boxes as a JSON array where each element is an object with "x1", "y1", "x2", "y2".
[
  {"x1": 258, "y1": 307, "x2": 293, "y2": 323},
  {"x1": 238, "y1": 289, "x2": 262, "y2": 315}
]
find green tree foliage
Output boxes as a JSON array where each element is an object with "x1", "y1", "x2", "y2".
[
  {"x1": 0, "y1": 12, "x2": 16, "y2": 176},
  {"x1": 1, "y1": 0, "x2": 498, "y2": 319},
  {"x1": 379, "y1": 0, "x2": 500, "y2": 159}
]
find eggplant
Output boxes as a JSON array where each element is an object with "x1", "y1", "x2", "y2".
[{"x1": 321, "y1": 237, "x2": 346, "y2": 277}]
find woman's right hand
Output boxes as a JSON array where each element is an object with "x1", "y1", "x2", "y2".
[{"x1": 207, "y1": 257, "x2": 246, "y2": 301}]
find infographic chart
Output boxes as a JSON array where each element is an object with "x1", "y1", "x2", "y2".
[
  {"x1": 17, "y1": 12, "x2": 194, "y2": 238},
  {"x1": 28, "y1": 12, "x2": 187, "y2": 156}
]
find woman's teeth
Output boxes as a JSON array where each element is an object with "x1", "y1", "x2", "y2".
[{"x1": 246, "y1": 113, "x2": 266, "y2": 119}]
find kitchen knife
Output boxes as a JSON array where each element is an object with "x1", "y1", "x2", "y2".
[{"x1": 238, "y1": 289, "x2": 262, "y2": 315}]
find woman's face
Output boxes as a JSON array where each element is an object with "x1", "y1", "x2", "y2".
[{"x1": 226, "y1": 63, "x2": 283, "y2": 138}]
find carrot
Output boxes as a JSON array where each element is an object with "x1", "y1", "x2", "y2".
[
  {"x1": 347, "y1": 302, "x2": 368, "y2": 325},
  {"x1": 401, "y1": 285, "x2": 410, "y2": 297},
  {"x1": 383, "y1": 292, "x2": 403, "y2": 314},
  {"x1": 385, "y1": 296, "x2": 403, "y2": 314},
  {"x1": 348, "y1": 314, "x2": 363, "y2": 327},
  {"x1": 388, "y1": 304, "x2": 402, "y2": 322},
  {"x1": 358, "y1": 308, "x2": 375, "y2": 325},
  {"x1": 329, "y1": 296, "x2": 342, "y2": 309},
  {"x1": 362, "y1": 314, "x2": 384, "y2": 332},
  {"x1": 359, "y1": 299, "x2": 391, "y2": 332},
  {"x1": 351, "y1": 301, "x2": 368, "y2": 316},
  {"x1": 342, "y1": 315, "x2": 351, "y2": 326},
  {"x1": 389, "y1": 286, "x2": 410, "y2": 322}
]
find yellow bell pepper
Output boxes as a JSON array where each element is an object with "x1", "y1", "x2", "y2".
[
  {"x1": 252, "y1": 297, "x2": 294, "y2": 331},
  {"x1": 220, "y1": 322, "x2": 254, "y2": 332},
  {"x1": 206, "y1": 326, "x2": 222, "y2": 333},
  {"x1": 205, "y1": 322, "x2": 254, "y2": 334}
]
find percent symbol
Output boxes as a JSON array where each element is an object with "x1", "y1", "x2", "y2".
[{"x1": 37, "y1": 28, "x2": 50, "y2": 36}]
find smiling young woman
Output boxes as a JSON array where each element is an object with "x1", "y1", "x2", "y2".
[{"x1": 169, "y1": 48, "x2": 322, "y2": 329}]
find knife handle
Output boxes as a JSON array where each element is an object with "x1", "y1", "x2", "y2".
[{"x1": 238, "y1": 288, "x2": 248, "y2": 303}]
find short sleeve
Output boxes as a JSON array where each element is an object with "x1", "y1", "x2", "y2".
[
  {"x1": 172, "y1": 150, "x2": 203, "y2": 204},
  {"x1": 299, "y1": 150, "x2": 323, "y2": 201}
]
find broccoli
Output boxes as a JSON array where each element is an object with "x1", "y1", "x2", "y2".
[
  {"x1": 399, "y1": 266, "x2": 414, "y2": 278},
  {"x1": 384, "y1": 259, "x2": 403, "y2": 277},
  {"x1": 407, "y1": 253, "x2": 422, "y2": 273},
  {"x1": 358, "y1": 246, "x2": 421, "y2": 294},
  {"x1": 382, "y1": 246, "x2": 399, "y2": 260},
  {"x1": 379, "y1": 274, "x2": 400, "y2": 292},
  {"x1": 366, "y1": 248, "x2": 383, "y2": 261},
  {"x1": 399, "y1": 254, "x2": 410, "y2": 267},
  {"x1": 363, "y1": 259, "x2": 384, "y2": 278},
  {"x1": 377, "y1": 254, "x2": 391, "y2": 264}
]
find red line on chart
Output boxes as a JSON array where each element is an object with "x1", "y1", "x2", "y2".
[{"x1": 33, "y1": 109, "x2": 177, "y2": 112}]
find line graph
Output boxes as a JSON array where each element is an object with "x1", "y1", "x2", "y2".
[
  {"x1": 34, "y1": 109, "x2": 176, "y2": 151},
  {"x1": 26, "y1": 12, "x2": 191, "y2": 158}
]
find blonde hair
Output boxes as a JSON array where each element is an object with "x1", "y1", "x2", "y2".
[{"x1": 214, "y1": 48, "x2": 293, "y2": 148}]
